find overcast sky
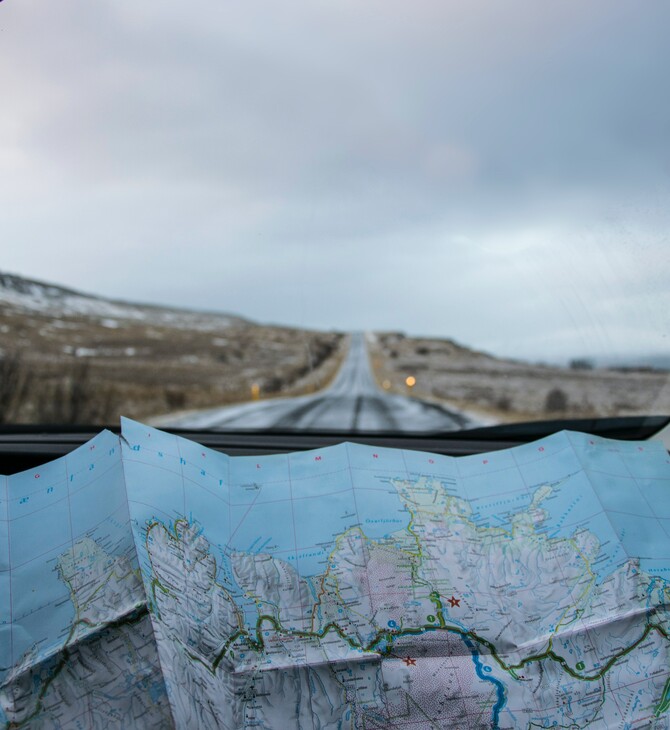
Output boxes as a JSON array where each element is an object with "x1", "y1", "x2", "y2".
[{"x1": 1, "y1": 0, "x2": 669, "y2": 362}]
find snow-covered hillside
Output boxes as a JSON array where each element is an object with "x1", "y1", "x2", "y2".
[
  {"x1": 0, "y1": 272, "x2": 247, "y2": 331},
  {"x1": 0, "y1": 271, "x2": 344, "y2": 425}
]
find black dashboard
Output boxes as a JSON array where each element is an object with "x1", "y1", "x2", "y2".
[{"x1": 1, "y1": 416, "x2": 667, "y2": 475}]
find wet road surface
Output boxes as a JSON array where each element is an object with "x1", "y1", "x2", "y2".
[{"x1": 163, "y1": 333, "x2": 473, "y2": 432}]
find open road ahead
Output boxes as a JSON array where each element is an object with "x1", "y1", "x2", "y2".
[{"x1": 161, "y1": 333, "x2": 473, "y2": 432}]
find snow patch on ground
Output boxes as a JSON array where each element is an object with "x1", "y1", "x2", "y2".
[{"x1": 0, "y1": 273, "x2": 243, "y2": 331}]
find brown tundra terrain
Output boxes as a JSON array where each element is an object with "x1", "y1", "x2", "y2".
[
  {"x1": 2, "y1": 272, "x2": 668, "y2": 428},
  {"x1": 0, "y1": 273, "x2": 344, "y2": 425},
  {"x1": 369, "y1": 332, "x2": 670, "y2": 424}
]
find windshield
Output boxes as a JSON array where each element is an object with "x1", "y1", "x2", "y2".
[{"x1": 1, "y1": 0, "x2": 668, "y2": 435}]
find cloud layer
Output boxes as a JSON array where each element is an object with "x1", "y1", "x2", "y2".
[{"x1": 1, "y1": 0, "x2": 669, "y2": 361}]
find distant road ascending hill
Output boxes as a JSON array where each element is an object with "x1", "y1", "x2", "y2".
[{"x1": 161, "y1": 333, "x2": 473, "y2": 432}]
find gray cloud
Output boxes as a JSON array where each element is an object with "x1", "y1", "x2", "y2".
[{"x1": 1, "y1": 0, "x2": 669, "y2": 362}]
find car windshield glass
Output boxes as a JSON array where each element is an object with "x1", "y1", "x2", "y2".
[{"x1": 1, "y1": 0, "x2": 669, "y2": 435}]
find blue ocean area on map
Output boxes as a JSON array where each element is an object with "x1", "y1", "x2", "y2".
[
  {"x1": 121, "y1": 423, "x2": 416, "y2": 579},
  {"x1": 2, "y1": 429, "x2": 129, "y2": 677}
]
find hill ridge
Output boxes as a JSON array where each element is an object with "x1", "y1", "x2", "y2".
[{"x1": 0, "y1": 270, "x2": 249, "y2": 329}]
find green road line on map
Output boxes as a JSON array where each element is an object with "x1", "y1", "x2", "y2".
[
  {"x1": 212, "y1": 630, "x2": 247, "y2": 671},
  {"x1": 212, "y1": 604, "x2": 669, "y2": 693},
  {"x1": 404, "y1": 507, "x2": 423, "y2": 559},
  {"x1": 509, "y1": 623, "x2": 668, "y2": 682},
  {"x1": 9, "y1": 606, "x2": 149, "y2": 730},
  {"x1": 144, "y1": 520, "x2": 670, "y2": 694},
  {"x1": 429, "y1": 591, "x2": 446, "y2": 628},
  {"x1": 655, "y1": 676, "x2": 670, "y2": 717}
]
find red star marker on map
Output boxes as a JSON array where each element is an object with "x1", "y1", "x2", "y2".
[
  {"x1": 448, "y1": 596, "x2": 460, "y2": 607},
  {"x1": 403, "y1": 657, "x2": 417, "y2": 666}
]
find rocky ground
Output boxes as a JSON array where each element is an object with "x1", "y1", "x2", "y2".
[
  {"x1": 368, "y1": 332, "x2": 670, "y2": 424},
  {"x1": 0, "y1": 273, "x2": 345, "y2": 425},
  {"x1": 3, "y1": 272, "x2": 668, "y2": 429}
]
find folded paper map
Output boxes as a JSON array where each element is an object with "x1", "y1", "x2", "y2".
[{"x1": 1, "y1": 419, "x2": 669, "y2": 728}]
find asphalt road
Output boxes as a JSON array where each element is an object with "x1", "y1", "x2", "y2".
[{"x1": 164, "y1": 333, "x2": 473, "y2": 432}]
